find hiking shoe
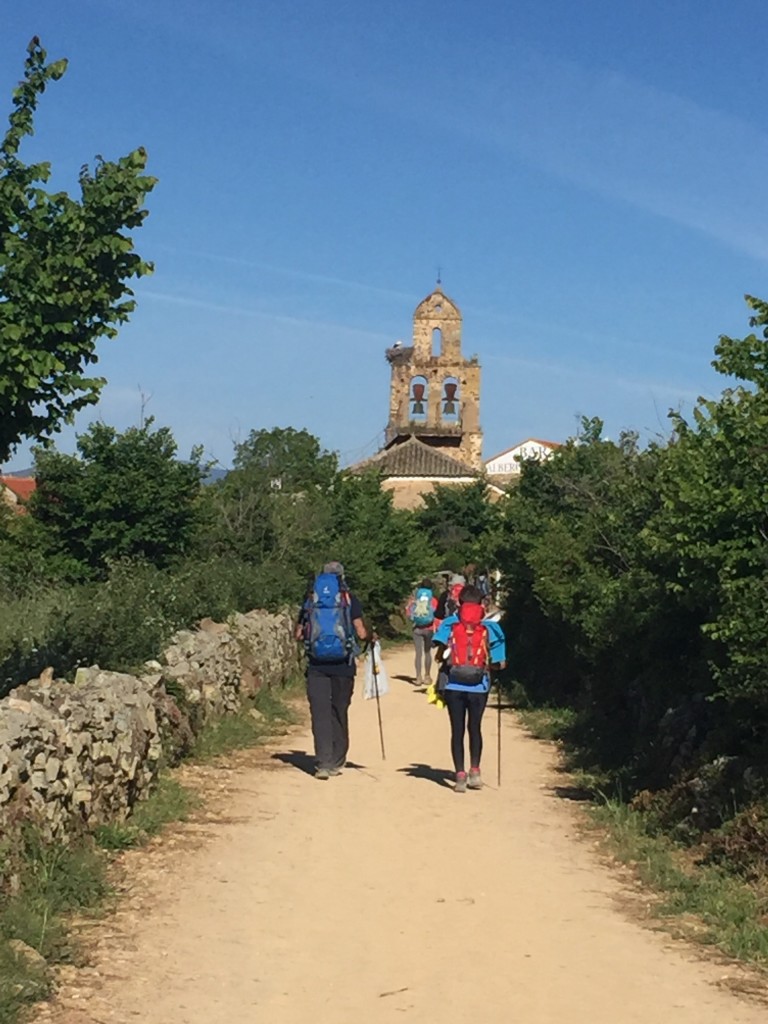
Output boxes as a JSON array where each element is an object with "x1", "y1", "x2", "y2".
[
  {"x1": 315, "y1": 767, "x2": 331, "y2": 780},
  {"x1": 329, "y1": 765, "x2": 342, "y2": 776},
  {"x1": 467, "y1": 769, "x2": 483, "y2": 790},
  {"x1": 454, "y1": 771, "x2": 468, "y2": 793}
]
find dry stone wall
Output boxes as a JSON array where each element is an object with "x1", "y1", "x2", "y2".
[{"x1": 0, "y1": 609, "x2": 299, "y2": 847}]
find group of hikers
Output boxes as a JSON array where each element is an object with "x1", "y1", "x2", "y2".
[{"x1": 296, "y1": 562, "x2": 506, "y2": 793}]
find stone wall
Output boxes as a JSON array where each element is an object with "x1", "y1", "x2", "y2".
[{"x1": 0, "y1": 609, "x2": 299, "y2": 847}]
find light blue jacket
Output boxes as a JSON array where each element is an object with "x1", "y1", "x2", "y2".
[{"x1": 432, "y1": 614, "x2": 506, "y2": 693}]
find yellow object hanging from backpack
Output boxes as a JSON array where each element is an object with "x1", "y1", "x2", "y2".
[{"x1": 426, "y1": 681, "x2": 445, "y2": 710}]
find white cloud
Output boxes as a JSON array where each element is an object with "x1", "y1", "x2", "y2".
[
  {"x1": 141, "y1": 289, "x2": 392, "y2": 341},
  {"x1": 153, "y1": 245, "x2": 418, "y2": 305},
  {"x1": 485, "y1": 351, "x2": 711, "y2": 406}
]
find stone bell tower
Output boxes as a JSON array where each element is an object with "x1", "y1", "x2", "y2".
[{"x1": 384, "y1": 285, "x2": 482, "y2": 470}]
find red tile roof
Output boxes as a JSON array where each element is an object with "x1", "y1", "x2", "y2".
[{"x1": 1, "y1": 476, "x2": 37, "y2": 503}]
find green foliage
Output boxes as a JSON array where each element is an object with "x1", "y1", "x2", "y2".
[
  {"x1": 328, "y1": 470, "x2": 433, "y2": 630},
  {"x1": 415, "y1": 479, "x2": 500, "y2": 571},
  {"x1": 592, "y1": 798, "x2": 768, "y2": 966},
  {"x1": 496, "y1": 420, "x2": 675, "y2": 735},
  {"x1": 0, "y1": 509, "x2": 81, "y2": 594},
  {"x1": 647, "y1": 295, "x2": 768, "y2": 709},
  {"x1": 0, "y1": 556, "x2": 290, "y2": 696},
  {"x1": 31, "y1": 420, "x2": 205, "y2": 575},
  {"x1": 232, "y1": 426, "x2": 338, "y2": 489},
  {"x1": 0, "y1": 938, "x2": 47, "y2": 1024},
  {"x1": 202, "y1": 427, "x2": 337, "y2": 604},
  {"x1": 95, "y1": 776, "x2": 198, "y2": 850},
  {"x1": 496, "y1": 296, "x2": 768, "y2": 871},
  {"x1": 0, "y1": 831, "x2": 109, "y2": 975},
  {"x1": 191, "y1": 687, "x2": 295, "y2": 761},
  {"x1": 516, "y1": 706, "x2": 578, "y2": 742},
  {"x1": 0, "y1": 39, "x2": 156, "y2": 462}
]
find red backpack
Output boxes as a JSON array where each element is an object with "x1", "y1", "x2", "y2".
[{"x1": 448, "y1": 603, "x2": 489, "y2": 685}]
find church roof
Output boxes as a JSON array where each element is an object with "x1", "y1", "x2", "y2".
[{"x1": 354, "y1": 436, "x2": 478, "y2": 479}]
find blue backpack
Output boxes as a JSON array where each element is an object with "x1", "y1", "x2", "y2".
[
  {"x1": 305, "y1": 572, "x2": 354, "y2": 662},
  {"x1": 409, "y1": 586, "x2": 435, "y2": 627}
]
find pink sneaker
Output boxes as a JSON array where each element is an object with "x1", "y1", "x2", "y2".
[
  {"x1": 455, "y1": 771, "x2": 467, "y2": 793},
  {"x1": 467, "y1": 768, "x2": 483, "y2": 790}
]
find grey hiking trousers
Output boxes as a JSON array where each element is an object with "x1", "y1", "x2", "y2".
[
  {"x1": 306, "y1": 668, "x2": 355, "y2": 770},
  {"x1": 413, "y1": 627, "x2": 433, "y2": 682}
]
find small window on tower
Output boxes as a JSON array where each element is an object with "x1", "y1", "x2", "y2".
[{"x1": 432, "y1": 327, "x2": 442, "y2": 357}]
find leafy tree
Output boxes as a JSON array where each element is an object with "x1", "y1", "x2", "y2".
[
  {"x1": 201, "y1": 429, "x2": 431, "y2": 623},
  {"x1": 202, "y1": 428, "x2": 337, "y2": 601},
  {"x1": 416, "y1": 479, "x2": 500, "y2": 571},
  {"x1": 0, "y1": 38, "x2": 156, "y2": 463},
  {"x1": 494, "y1": 420, "x2": 691, "y2": 777},
  {"x1": 30, "y1": 420, "x2": 204, "y2": 574},
  {"x1": 648, "y1": 295, "x2": 768, "y2": 710},
  {"x1": 231, "y1": 426, "x2": 338, "y2": 491},
  {"x1": 328, "y1": 470, "x2": 433, "y2": 630}
]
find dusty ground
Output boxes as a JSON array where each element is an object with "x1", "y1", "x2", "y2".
[{"x1": 37, "y1": 646, "x2": 767, "y2": 1023}]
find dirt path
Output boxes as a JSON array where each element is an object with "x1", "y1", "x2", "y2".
[{"x1": 42, "y1": 646, "x2": 765, "y2": 1024}]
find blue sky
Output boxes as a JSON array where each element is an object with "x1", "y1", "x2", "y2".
[{"x1": 2, "y1": 0, "x2": 768, "y2": 470}]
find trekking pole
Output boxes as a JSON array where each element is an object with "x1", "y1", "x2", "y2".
[
  {"x1": 495, "y1": 663, "x2": 501, "y2": 782},
  {"x1": 370, "y1": 636, "x2": 386, "y2": 760}
]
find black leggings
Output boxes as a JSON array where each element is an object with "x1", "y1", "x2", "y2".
[{"x1": 445, "y1": 689, "x2": 489, "y2": 773}]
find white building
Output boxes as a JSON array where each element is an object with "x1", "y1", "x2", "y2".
[{"x1": 484, "y1": 438, "x2": 561, "y2": 478}]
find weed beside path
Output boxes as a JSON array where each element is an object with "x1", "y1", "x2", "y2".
[{"x1": 517, "y1": 707, "x2": 768, "y2": 976}]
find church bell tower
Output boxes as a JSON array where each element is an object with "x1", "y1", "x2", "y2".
[{"x1": 384, "y1": 285, "x2": 482, "y2": 470}]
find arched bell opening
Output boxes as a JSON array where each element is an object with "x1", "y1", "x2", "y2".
[
  {"x1": 441, "y1": 376, "x2": 460, "y2": 422},
  {"x1": 409, "y1": 375, "x2": 428, "y2": 421}
]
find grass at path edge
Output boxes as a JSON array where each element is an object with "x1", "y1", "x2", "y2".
[{"x1": 517, "y1": 707, "x2": 768, "y2": 973}]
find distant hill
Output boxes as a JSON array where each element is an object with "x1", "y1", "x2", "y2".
[{"x1": 3, "y1": 465, "x2": 230, "y2": 482}]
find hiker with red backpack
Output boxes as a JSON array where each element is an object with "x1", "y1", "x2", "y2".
[
  {"x1": 405, "y1": 579, "x2": 438, "y2": 686},
  {"x1": 297, "y1": 561, "x2": 371, "y2": 780},
  {"x1": 434, "y1": 573, "x2": 465, "y2": 625},
  {"x1": 432, "y1": 584, "x2": 506, "y2": 793}
]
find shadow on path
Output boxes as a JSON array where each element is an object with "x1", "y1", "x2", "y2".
[
  {"x1": 397, "y1": 763, "x2": 453, "y2": 789},
  {"x1": 271, "y1": 750, "x2": 368, "y2": 777},
  {"x1": 272, "y1": 750, "x2": 315, "y2": 775}
]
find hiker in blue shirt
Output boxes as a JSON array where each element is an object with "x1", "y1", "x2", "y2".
[
  {"x1": 432, "y1": 584, "x2": 506, "y2": 793},
  {"x1": 297, "y1": 561, "x2": 370, "y2": 780}
]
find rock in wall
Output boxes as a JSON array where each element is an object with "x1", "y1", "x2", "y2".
[{"x1": 0, "y1": 609, "x2": 299, "y2": 847}]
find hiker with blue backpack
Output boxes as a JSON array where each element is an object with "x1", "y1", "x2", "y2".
[
  {"x1": 406, "y1": 579, "x2": 438, "y2": 686},
  {"x1": 297, "y1": 561, "x2": 371, "y2": 780},
  {"x1": 432, "y1": 584, "x2": 506, "y2": 793}
]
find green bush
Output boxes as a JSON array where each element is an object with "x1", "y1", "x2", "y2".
[{"x1": 0, "y1": 555, "x2": 296, "y2": 694}]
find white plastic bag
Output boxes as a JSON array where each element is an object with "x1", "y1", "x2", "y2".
[{"x1": 364, "y1": 642, "x2": 389, "y2": 699}]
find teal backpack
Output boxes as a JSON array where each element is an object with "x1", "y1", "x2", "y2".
[{"x1": 409, "y1": 586, "x2": 435, "y2": 627}]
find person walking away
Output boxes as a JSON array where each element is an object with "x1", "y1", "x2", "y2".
[
  {"x1": 406, "y1": 579, "x2": 438, "y2": 686},
  {"x1": 432, "y1": 585, "x2": 506, "y2": 793},
  {"x1": 434, "y1": 573, "x2": 465, "y2": 624},
  {"x1": 297, "y1": 561, "x2": 370, "y2": 780}
]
